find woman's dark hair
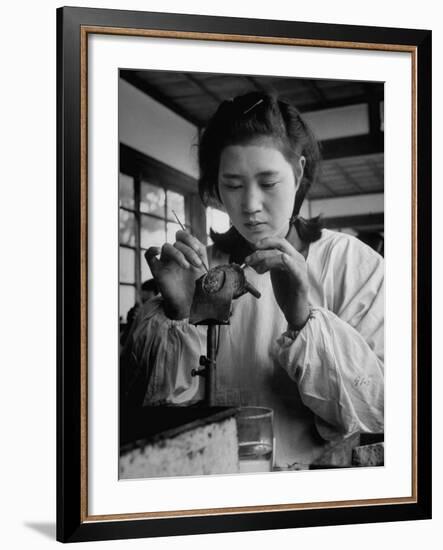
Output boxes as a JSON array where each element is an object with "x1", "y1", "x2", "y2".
[
  {"x1": 198, "y1": 91, "x2": 322, "y2": 251},
  {"x1": 141, "y1": 278, "x2": 158, "y2": 294}
]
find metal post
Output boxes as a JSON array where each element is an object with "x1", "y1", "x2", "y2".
[{"x1": 205, "y1": 324, "x2": 217, "y2": 406}]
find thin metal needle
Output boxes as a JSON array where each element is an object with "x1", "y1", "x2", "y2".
[{"x1": 172, "y1": 209, "x2": 209, "y2": 273}]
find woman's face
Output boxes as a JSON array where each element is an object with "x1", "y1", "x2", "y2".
[{"x1": 218, "y1": 139, "x2": 304, "y2": 246}]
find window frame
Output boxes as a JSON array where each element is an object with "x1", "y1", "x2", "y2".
[{"x1": 119, "y1": 144, "x2": 204, "y2": 318}]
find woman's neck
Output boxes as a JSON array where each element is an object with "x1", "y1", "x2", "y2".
[{"x1": 285, "y1": 224, "x2": 309, "y2": 258}]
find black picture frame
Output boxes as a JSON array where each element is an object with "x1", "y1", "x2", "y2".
[{"x1": 57, "y1": 6, "x2": 432, "y2": 543}]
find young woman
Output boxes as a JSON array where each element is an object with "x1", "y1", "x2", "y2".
[{"x1": 124, "y1": 92, "x2": 384, "y2": 467}]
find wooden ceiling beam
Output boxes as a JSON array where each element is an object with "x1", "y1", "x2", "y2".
[
  {"x1": 243, "y1": 75, "x2": 271, "y2": 94},
  {"x1": 320, "y1": 134, "x2": 384, "y2": 160},
  {"x1": 297, "y1": 90, "x2": 383, "y2": 113},
  {"x1": 183, "y1": 73, "x2": 224, "y2": 105},
  {"x1": 315, "y1": 178, "x2": 338, "y2": 197},
  {"x1": 322, "y1": 212, "x2": 384, "y2": 230},
  {"x1": 333, "y1": 162, "x2": 364, "y2": 192},
  {"x1": 364, "y1": 83, "x2": 384, "y2": 138},
  {"x1": 367, "y1": 158, "x2": 384, "y2": 183},
  {"x1": 121, "y1": 70, "x2": 384, "y2": 128},
  {"x1": 306, "y1": 80, "x2": 329, "y2": 109}
]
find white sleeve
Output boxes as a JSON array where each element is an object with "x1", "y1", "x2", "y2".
[
  {"x1": 126, "y1": 296, "x2": 206, "y2": 406},
  {"x1": 274, "y1": 237, "x2": 384, "y2": 440},
  {"x1": 122, "y1": 246, "x2": 228, "y2": 408}
]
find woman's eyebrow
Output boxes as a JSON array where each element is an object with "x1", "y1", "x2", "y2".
[
  {"x1": 256, "y1": 170, "x2": 280, "y2": 177},
  {"x1": 221, "y1": 170, "x2": 280, "y2": 179},
  {"x1": 220, "y1": 173, "x2": 243, "y2": 180}
]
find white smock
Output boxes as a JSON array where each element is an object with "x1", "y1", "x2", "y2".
[{"x1": 129, "y1": 229, "x2": 384, "y2": 467}]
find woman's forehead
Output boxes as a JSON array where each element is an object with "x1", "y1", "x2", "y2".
[
  {"x1": 219, "y1": 139, "x2": 292, "y2": 173},
  {"x1": 227, "y1": 135, "x2": 283, "y2": 152}
]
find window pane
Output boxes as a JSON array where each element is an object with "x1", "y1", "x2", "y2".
[
  {"x1": 166, "y1": 221, "x2": 180, "y2": 243},
  {"x1": 166, "y1": 190, "x2": 185, "y2": 222},
  {"x1": 120, "y1": 247, "x2": 135, "y2": 283},
  {"x1": 140, "y1": 249, "x2": 152, "y2": 282},
  {"x1": 206, "y1": 207, "x2": 230, "y2": 235},
  {"x1": 119, "y1": 209, "x2": 135, "y2": 246},
  {"x1": 119, "y1": 173, "x2": 134, "y2": 209},
  {"x1": 140, "y1": 215, "x2": 166, "y2": 249},
  {"x1": 119, "y1": 284, "x2": 136, "y2": 323},
  {"x1": 140, "y1": 181, "x2": 165, "y2": 217}
]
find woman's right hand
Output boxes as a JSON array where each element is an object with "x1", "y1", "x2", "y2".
[{"x1": 145, "y1": 230, "x2": 208, "y2": 320}]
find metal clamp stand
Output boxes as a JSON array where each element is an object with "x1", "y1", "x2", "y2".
[
  {"x1": 189, "y1": 264, "x2": 261, "y2": 407},
  {"x1": 191, "y1": 324, "x2": 217, "y2": 406}
]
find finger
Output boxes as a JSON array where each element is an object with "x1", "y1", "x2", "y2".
[
  {"x1": 249, "y1": 252, "x2": 306, "y2": 277},
  {"x1": 245, "y1": 249, "x2": 279, "y2": 266},
  {"x1": 245, "y1": 248, "x2": 305, "y2": 271},
  {"x1": 173, "y1": 241, "x2": 203, "y2": 268},
  {"x1": 255, "y1": 237, "x2": 303, "y2": 259},
  {"x1": 175, "y1": 230, "x2": 206, "y2": 259},
  {"x1": 246, "y1": 247, "x2": 306, "y2": 265},
  {"x1": 160, "y1": 243, "x2": 191, "y2": 269},
  {"x1": 145, "y1": 247, "x2": 162, "y2": 275},
  {"x1": 249, "y1": 252, "x2": 287, "y2": 274}
]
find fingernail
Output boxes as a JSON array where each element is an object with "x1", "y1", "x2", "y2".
[{"x1": 244, "y1": 256, "x2": 250, "y2": 264}]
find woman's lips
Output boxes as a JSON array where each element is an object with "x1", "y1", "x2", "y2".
[{"x1": 244, "y1": 221, "x2": 266, "y2": 231}]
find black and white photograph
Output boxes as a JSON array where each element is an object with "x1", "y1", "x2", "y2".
[
  {"x1": 53, "y1": 3, "x2": 431, "y2": 545},
  {"x1": 1, "y1": 0, "x2": 437, "y2": 546},
  {"x1": 118, "y1": 70, "x2": 385, "y2": 479}
]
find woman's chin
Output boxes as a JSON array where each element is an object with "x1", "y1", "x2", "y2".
[{"x1": 242, "y1": 227, "x2": 272, "y2": 247}]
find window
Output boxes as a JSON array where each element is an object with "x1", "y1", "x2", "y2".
[
  {"x1": 119, "y1": 143, "x2": 204, "y2": 323},
  {"x1": 119, "y1": 145, "x2": 231, "y2": 324},
  {"x1": 206, "y1": 207, "x2": 230, "y2": 243},
  {"x1": 119, "y1": 172, "x2": 187, "y2": 322}
]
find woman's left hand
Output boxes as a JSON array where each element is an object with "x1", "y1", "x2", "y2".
[{"x1": 245, "y1": 237, "x2": 311, "y2": 330}]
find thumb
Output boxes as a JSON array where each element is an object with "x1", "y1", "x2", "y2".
[{"x1": 145, "y1": 247, "x2": 161, "y2": 276}]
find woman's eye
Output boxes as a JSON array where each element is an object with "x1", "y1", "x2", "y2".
[
  {"x1": 260, "y1": 181, "x2": 278, "y2": 188},
  {"x1": 224, "y1": 184, "x2": 242, "y2": 190}
]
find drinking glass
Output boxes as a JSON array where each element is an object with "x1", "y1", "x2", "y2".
[{"x1": 236, "y1": 407, "x2": 274, "y2": 473}]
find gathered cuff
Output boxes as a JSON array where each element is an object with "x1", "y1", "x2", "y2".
[
  {"x1": 283, "y1": 307, "x2": 317, "y2": 341},
  {"x1": 273, "y1": 305, "x2": 384, "y2": 438},
  {"x1": 136, "y1": 296, "x2": 192, "y2": 330},
  {"x1": 160, "y1": 310, "x2": 190, "y2": 329}
]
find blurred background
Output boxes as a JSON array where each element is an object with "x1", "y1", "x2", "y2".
[{"x1": 119, "y1": 70, "x2": 384, "y2": 324}]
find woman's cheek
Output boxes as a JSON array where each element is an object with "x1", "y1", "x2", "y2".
[{"x1": 222, "y1": 196, "x2": 237, "y2": 219}]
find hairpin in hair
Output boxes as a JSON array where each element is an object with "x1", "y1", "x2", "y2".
[{"x1": 243, "y1": 98, "x2": 264, "y2": 115}]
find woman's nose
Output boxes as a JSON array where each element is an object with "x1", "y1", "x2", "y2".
[{"x1": 241, "y1": 186, "x2": 262, "y2": 214}]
